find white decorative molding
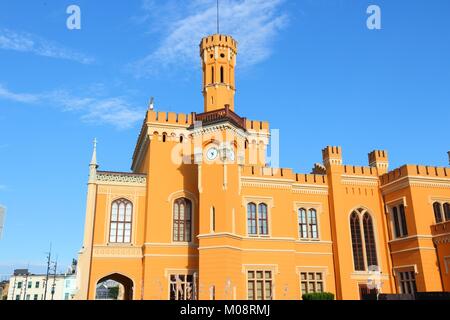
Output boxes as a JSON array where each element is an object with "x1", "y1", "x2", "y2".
[
  {"x1": 381, "y1": 175, "x2": 450, "y2": 194},
  {"x1": 292, "y1": 183, "x2": 328, "y2": 195},
  {"x1": 341, "y1": 174, "x2": 379, "y2": 187},
  {"x1": 92, "y1": 245, "x2": 142, "y2": 258},
  {"x1": 97, "y1": 171, "x2": 147, "y2": 186}
]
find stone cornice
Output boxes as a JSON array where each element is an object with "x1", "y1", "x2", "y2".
[{"x1": 381, "y1": 175, "x2": 450, "y2": 194}]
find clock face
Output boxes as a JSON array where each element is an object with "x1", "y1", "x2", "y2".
[{"x1": 206, "y1": 147, "x2": 218, "y2": 161}]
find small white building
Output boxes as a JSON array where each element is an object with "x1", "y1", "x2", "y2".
[{"x1": 7, "y1": 269, "x2": 77, "y2": 300}]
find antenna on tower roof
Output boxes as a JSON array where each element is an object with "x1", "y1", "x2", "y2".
[{"x1": 216, "y1": 0, "x2": 220, "y2": 34}]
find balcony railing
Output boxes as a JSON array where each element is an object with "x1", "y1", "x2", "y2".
[{"x1": 191, "y1": 105, "x2": 246, "y2": 130}]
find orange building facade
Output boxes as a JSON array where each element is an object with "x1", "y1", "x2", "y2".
[{"x1": 75, "y1": 34, "x2": 450, "y2": 300}]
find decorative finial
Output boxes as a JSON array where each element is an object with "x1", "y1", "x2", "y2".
[{"x1": 148, "y1": 97, "x2": 155, "y2": 110}]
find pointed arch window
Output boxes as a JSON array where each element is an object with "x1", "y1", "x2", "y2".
[
  {"x1": 350, "y1": 209, "x2": 379, "y2": 271},
  {"x1": 109, "y1": 199, "x2": 133, "y2": 243},
  {"x1": 173, "y1": 198, "x2": 192, "y2": 242},
  {"x1": 350, "y1": 211, "x2": 365, "y2": 271},
  {"x1": 363, "y1": 213, "x2": 378, "y2": 268}
]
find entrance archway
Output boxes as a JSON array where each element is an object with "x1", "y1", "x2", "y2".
[{"x1": 95, "y1": 273, "x2": 134, "y2": 300}]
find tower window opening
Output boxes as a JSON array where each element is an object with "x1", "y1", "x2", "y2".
[
  {"x1": 211, "y1": 66, "x2": 215, "y2": 84},
  {"x1": 220, "y1": 53, "x2": 225, "y2": 58},
  {"x1": 220, "y1": 66, "x2": 224, "y2": 83}
]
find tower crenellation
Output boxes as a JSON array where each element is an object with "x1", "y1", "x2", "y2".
[
  {"x1": 368, "y1": 150, "x2": 389, "y2": 175},
  {"x1": 322, "y1": 146, "x2": 343, "y2": 167},
  {"x1": 200, "y1": 34, "x2": 237, "y2": 112}
]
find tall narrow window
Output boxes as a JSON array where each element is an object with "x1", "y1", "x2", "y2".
[
  {"x1": 444, "y1": 203, "x2": 450, "y2": 221},
  {"x1": 247, "y1": 203, "x2": 257, "y2": 235},
  {"x1": 350, "y1": 211, "x2": 365, "y2": 271},
  {"x1": 109, "y1": 199, "x2": 133, "y2": 243},
  {"x1": 298, "y1": 209, "x2": 308, "y2": 239},
  {"x1": 220, "y1": 66, "x2": 224, "y2": 83},
  {"x1": 363, "y1": 213, "x2": 378, "y2": 268},
  {"x1": 211, "y1": 66, "x2": 215, "y2": 84},
  {"x1": 399, "y1": 204, "x2": 408, "y2": 236},
  {"x1": 258, "y1": 203, "x2": 268, "y2": 235},
  {"x1": 308, "y1": 209, "x2": 318, "y2": 239},
  {"x1": 391, "y1": 204, "x2": 408, "y2": 238},
  {"x1": 392, "y1": 206, "x2": 401, "y2": 238},
  {"x1": 433, "y1": 202, "x2": 443, "y2": 223},
  {"x1": 173, "y1": 198, "x2": 192, "y2": 242}
]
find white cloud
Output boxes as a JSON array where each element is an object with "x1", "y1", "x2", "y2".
[
  {"x1": 131, "y1": 0, "x2": 288, "y2": 76},
  {"x1": 0, "y1": 28, "x2": 94, "y2": 64},
  {"x1": 0, "y1": 85, "x2": 144, "y2": 129}
]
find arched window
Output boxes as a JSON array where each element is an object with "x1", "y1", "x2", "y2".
[
  {"x1": 351, "y1": 209, "x2": 379, "y2": 271},
  {"x1": 247, "y1": 203, "x2": 257, "y2": 235},
  {"x1": 109, "y1": 199, "x2": 133, "y2": 243},
  {"x1": 444, "y1": 203, "x2": 450, "y2": 221},
  {"x1": 298, "y1": 208, "x2": 308, "y2": 239},
  {"x1": 433, "y1": 202, "x2": 443, "y2": 223},
  {"x1": 308, "y1": 209, "x2": 318, "y2": 239},
  {"x1": 350, "y1": 211, "x2": 365, "y2": 271},
  {"x1": 220, "y1": 66, "x2": 224, "y2": 83},
  {"x1": 173, "y1": 198, "x2": 192, "y2": 242},
  {"x1": 363, "y1": 213, "x2": 378, "y2": 268},
  {"x1": 258, "y1": 203, "x2": 268, "y2": 235}
]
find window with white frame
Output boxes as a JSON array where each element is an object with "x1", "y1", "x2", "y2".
[
  {"x1": 390, "y1": 204, "x2": 408, "y2": 239},
  {"x1": 397, "y1": 269, "x2": 417, "y2": 294},
  {"x1": 109, "y1": 198, "x2": 133, "y2": 243},
  {"x1": 433, "y1": 201, "x2": 450, "y2": 224},
  {"x1": 169, "y1": 274, "x2": 196, "y2": 300},
  {"x1": 300, "y1": 272, "x2": 324, "y2": 296},
  {"x1": 247, "y1": 270, "x2": 273, "y2": 300},
  {"x1": 247, "y1": 202, "x2": 269, "y2": 236},
  {"x1": 298, "y1": 208, "x2": 319, "y2": 240}
]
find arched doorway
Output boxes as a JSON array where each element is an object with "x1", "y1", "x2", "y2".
[{"x1": 95, "y1": 273, "x2": 134, "y2": 300}]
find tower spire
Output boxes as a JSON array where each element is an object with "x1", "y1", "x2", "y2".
[
  {"x1": 90, "y1": 138, "x2": 97, "y2": 166},
  {"x1": 89, "y1": 138, "x2": 98, "y2": 183}
]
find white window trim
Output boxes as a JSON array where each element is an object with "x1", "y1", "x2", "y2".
[
  {"x1": 243, "y1": 196, "x2": 274, "y2": 238},
  {"x1": 294, "y1": 202, "x2": 323, "y2": 241},
  {"x1": 386, "y1": 198, "x2": 408, "y2": 240}
]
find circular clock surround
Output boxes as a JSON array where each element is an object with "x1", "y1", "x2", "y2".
[{"x1": 206, "y1": 147, "x2": 219, "y2": 161}]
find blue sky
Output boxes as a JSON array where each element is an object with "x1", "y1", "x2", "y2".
[{"x1": 0, "y1": 0, "x2": 449, "y2": 278}]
